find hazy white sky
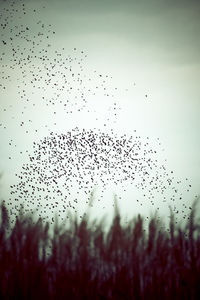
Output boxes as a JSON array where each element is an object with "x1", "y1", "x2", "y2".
[{"x1": 0, "y1": 0, "x2": 200, "y2": 225}]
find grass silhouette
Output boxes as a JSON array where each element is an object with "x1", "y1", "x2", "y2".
[{"x1": 0, "y1": 197, "x2": 200, "y2": 299}]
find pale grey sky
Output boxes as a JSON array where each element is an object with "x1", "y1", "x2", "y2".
[{"x1": 0, "y1": 0, "x2": 200, "y2": 225}]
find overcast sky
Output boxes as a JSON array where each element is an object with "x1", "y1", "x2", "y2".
[{"x1": 0, "y1": 0, "x2": 200, "y2": 225}]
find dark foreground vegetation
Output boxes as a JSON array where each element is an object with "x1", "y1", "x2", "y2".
[{"x1": 1, "y1": 199, "x2": 200, "y2": 300}]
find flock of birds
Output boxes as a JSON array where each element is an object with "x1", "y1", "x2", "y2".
[
  {"x1": 0, "y1": 0, "x2": 194, "y2": 225},
  {"x1": 9, "y1": 126, "x2": 192, "y2": 224},
  {"x1": 0, "y1": 0, "x2": 124, "y2": 124}
]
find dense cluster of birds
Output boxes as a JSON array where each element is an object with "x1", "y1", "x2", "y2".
[
  {"x1": 0, "y1": 0, "x2": 193, "y2": 225},
  {"x1": 9, "y1": 127, "x2": 192, "y2": 224}
]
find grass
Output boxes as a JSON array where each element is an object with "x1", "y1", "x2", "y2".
[{"x1": 0, "y1": 197, "x2": 200, "y2": 299}]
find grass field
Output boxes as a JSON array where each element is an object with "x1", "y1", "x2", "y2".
[{"x1": 0, "y1": 197, "x2": 200, "y2": 299}]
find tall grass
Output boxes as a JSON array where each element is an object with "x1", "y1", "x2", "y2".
[{"x1": 0, "y1": 198, "x2": 200, "y2": 299}]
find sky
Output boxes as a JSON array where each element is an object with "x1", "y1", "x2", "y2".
[{"x1": 0, "y1": 0, "x2": 200, "y2": 226}]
